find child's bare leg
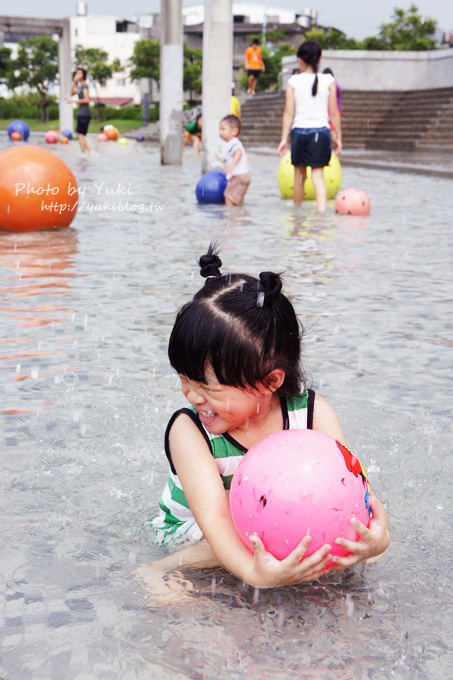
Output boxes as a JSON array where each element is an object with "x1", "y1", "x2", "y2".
[
  {"x1": 293, "y1": 166, "x2": 306, "y2": 205},
  {"x1": 136, "y1": 540, "x2": 221, "y2": 603},
  {"x1": 311, "y1": 167, "x2": 327, "y2": 212}
]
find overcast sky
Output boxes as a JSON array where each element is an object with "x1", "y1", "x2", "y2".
[{"x1": 6, "y1": 0, "x2": 453, "y2": 39}]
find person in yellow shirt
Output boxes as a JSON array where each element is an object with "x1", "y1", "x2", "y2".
[
  {"x1": 231, "y1": 83, "x2": 241, "y2": 121},
  {"x1": 244, "y1": 39, "x2": 265, "y2": 95}
]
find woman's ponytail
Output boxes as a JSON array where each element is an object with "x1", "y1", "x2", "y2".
[{"x1": 296, "y1": 40, "x2": 322, "y2": 97}]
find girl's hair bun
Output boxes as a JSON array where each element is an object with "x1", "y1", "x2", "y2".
[
  {"x1": 258, "y1": 271, "x2": 282, "y2": 305},
  {"x1": 199, "y1": 243, "x2": 222, "y2": 279}
]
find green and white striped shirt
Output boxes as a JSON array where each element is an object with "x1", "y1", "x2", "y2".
[{"x1": 150, "y1": 390, "x2": 315, "y2": 547}]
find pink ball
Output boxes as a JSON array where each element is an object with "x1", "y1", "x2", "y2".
[
  {"x1": 335, "y1": 187, "x2": 371, "y2": 215},
  {"x1": 229, "y1": 429, "x2": 371, "y2": 560},
  {"x1": 97, "y1": 133, "x2": 108, "y2": 142},
  {"x1": 44, "y1": 130, "x2": 59, "y2": 144}
]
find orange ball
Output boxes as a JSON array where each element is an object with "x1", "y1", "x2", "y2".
[
  {"x1": 59, "y1": 134, "x2": 70, "y2": 144},
  {"x1": 104, "y1": 126, "x2": 119, "y2": 141},
  {"x1": 0, "y1": 146, "x2": 79, "y2": 231},
  {"x1": 10, "y1": 131, "x2": 23, "y2": 141}
]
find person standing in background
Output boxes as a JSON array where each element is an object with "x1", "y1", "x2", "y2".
[
  {"x1": 244, "y1": 39, "x2": 265, "y2": 95},
  {"x1": 231, "y1": 83, "x2": 242, "y2": 121},
  {"x1": 68, "y1": 67, "x2": 92, "y2": 154},
  {"x1": 278, "y1": 41, "x2": 342, "y2": 212},
  {"x1": 323, "y1": 67, "x2": 342, "y2": 147}
]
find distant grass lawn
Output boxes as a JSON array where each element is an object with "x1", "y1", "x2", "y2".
[{"x1": 0, "y1": 118, "x2": 143, "y2": 135}]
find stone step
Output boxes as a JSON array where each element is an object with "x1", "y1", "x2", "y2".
[{"x1": 240, "y1": 87, "x2": 453, "y2": 151}]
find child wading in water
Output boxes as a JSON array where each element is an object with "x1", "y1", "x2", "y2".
[
  {"x1": 218, "y1": 115, "x2": 251, "y2": 206},
  {"x1": 141, "y1": 246, "x2": 389, "y2": 599},
  {"x1": 278, "y1": 40, "x2": 342, "y2": 212}
]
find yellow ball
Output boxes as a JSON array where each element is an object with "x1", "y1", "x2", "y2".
[
  {"x1": 118, "y1": 137, "x2": 128, "y2": 145},
  {"x1": 277, "y1": 151, "x2": 342, "y2": 200}
]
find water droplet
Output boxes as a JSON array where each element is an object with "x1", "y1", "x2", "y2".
[{"x1": 346, "y1": 593, "x2": 354, "y2": 617}]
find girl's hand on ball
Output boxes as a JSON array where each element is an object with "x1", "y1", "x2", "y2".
[
  {"x1": 249, "y1": 534, "x2": 332, "y2": 587},
  {"x1": 331, "y1": 495, "x2": 390, "y2": 569}
]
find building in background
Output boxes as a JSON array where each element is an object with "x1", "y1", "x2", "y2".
[{"x1": 70, "y1": 2, "x2": 140, "y2": 106}]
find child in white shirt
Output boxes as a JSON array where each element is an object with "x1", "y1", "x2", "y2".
[{"x1": 219, "y1": 115, "x2": 251, "y2": 206}]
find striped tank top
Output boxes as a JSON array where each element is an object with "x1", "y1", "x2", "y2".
[{"x1": 150, "y1": 389, "x2": 315, "y2": 547}]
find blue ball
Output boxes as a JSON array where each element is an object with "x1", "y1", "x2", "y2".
[
  {"x1": 62, "y1": 129, "x2": 73, "y2": 140},
  {"x1": 196, "y1": 172, "x2": 227, "y2": 204},
  {"x1": 135, "y1": 134, "x2": 145, "y2": 142},
  {"x1": 7, "y1": 120, "x2": 30, "y2": 141}
]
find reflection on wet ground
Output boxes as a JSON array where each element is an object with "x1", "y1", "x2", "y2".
[{"x1": 0, "y1": 135, "x2": 452, "y2": 679}]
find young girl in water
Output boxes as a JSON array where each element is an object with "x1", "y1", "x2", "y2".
[
  {"x1": 278, "y1": 40, "x2": 342, "y2": 212},
  {"x1": 143, "y1": 245, "x2": 389, "y2": 595}
]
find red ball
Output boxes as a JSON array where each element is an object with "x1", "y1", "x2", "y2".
[
  {"x1": 44, "y1": 130, "x2": 59, "y2": 144},
  {"x1": 0, "y1": 146, "x2": 79, "y2": 231}
]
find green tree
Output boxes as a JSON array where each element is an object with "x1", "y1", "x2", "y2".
[
  {"x1": 74, "y1": 45, "x2": 122, "y2": 118},
  {"x1": 305, "y1": 29, "x2": 362, "y2": 50},
  {"x1": 0, "y1": 46, "x2": 12, "y2": 82},
  {"x1": 377, "y1": 4, "x2": 437, "y2": 50},
  {"x1": 361, "y1": 36, "x2": 391, "y2": 50},
  {"x1": 183, "y1": 44, "x2": 202, "y2": 103},
  {"x1": 129, "y1": 39, "x2": 160, "y2": 83},
  {"x1": 7, "y1": 37, "x2": 58, "y2": 121}
]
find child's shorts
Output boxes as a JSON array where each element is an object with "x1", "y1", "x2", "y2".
[
  {"x1": 290, "y1": 127, "x2": 331, "y2": 168},
  {"x1": 224, "y1": 172, "x2": 251, "y2": 205}
]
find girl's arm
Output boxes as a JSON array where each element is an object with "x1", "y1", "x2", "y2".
[
  {"x1": 277, "y1": 85, "x2": 294, "y2": 156},
  {"x1": 170, "y1": 413, "x2": 333, "y2": 588},
  {"x1": 313, "y1": 394, "x2": 390, "y2": 565},
  {"x1": 327, "y1": 82, "x2": 342, "y2": 155}
]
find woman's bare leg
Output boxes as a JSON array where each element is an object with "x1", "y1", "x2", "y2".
[
  {"x1": 311, "y1": 167, "x2": 327, "y2": 212},
  {"x1": 293, "y1": 166, "x2": 306, "y2": 206}
]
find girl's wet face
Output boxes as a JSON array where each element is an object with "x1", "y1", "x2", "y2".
[{"x1": 179, "y1": 366, "x2": 270, "y2": 435}]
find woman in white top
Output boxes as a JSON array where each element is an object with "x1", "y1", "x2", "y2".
[{"x1": 278, "y1": 41, "x2": 342, "y2": 212}]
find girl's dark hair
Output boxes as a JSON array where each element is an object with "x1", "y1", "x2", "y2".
[
  {"x1": 76, "y1": 66, "x2": 87, "y2": 80},
  {"x1": 168, "y1": 244, "x2": 304, "y2": 396},
  {"x1": 297, "y1": 40, "x2": 322, "y2": 96}
]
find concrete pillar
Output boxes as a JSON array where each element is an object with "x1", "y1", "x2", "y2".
[
  {"x1": 58, "y1": 19, "x2": 73, "y2": 133},
  {"x1": 140, "y1": 77, "x2": 150, "y2": 126},
  {"x1": 202, "y1": 0, "x2": 233, "y2": 173},
  {"x1": 160, "y1": 0, "x2": 183, "y2": 165}
]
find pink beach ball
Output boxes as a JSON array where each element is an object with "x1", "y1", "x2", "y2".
[
  {"x1": 44, "y1": 130, "x2": 59, "y2": 144},
  {"x1": 229, "y1": 429, "x2": 371, "y2": 561},
  {"x1": 335, "y1": 187, "x2": 371, "y2": 215}
]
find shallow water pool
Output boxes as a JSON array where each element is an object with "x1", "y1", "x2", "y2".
[{"x1": 0, "y1": 136, "x2": 452, "y2": 679}]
